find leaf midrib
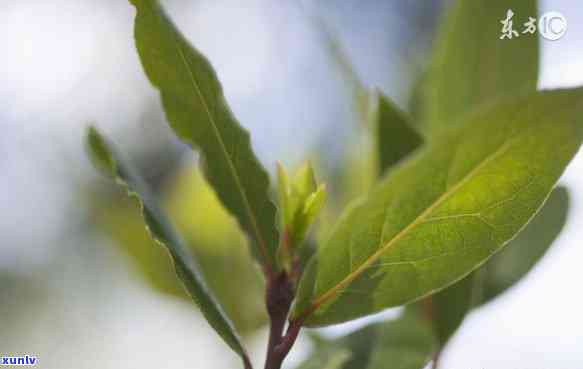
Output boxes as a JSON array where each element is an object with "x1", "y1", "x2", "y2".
[
  {"x1": 298, "y1": 139, "x2": 514, "y2": 320},
  {"x1": 147, "y1": 2, "x2": 272, "y2": 269}
]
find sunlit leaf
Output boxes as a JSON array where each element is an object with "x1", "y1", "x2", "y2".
[
  {"x1": 276, "y1": 163, "x2": 327, "y2": 271},
  {"x1": 129, "y1": 0, "x2": 279, "y2": 270},
  {"x1": 415, "y1": 0, "x2": 541, "y2": 346},
  {"x1": 86, "y1": 127, "x2": 251, "y2": 368},
  {"x1": 293, "y1": 88, "x2": 583, "y2": 326},
  {"x1": 425, "y1": 186, "x2": 569, "y2": 345}
]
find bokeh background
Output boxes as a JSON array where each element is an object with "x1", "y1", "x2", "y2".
[{"x1": 1, "y1": 0, "x2": 582, "y2": 368}]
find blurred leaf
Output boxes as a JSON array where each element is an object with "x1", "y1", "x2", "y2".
[
  {"x1": 297, "y1": 313, "x2": 435, "y2": 369},
  {"x1": 314, "y1": 19, "x2": 422, "y2": 194},
  {"x1": 129, "y1": 0, "x2": 279, "y2": 270},
  {"x1": 311, "y1": 14, "x2": 380, "y2": 196},
  {"x1": 93, "y1": 165, "x2": 267, "y2": 333},
  {"x1": 167, "y1": 168, "x2": 268, "y2": 331},
  {"x1": 86, "y1": 127, "x2": 251, "y2": 367},
  {"x1": 376, "y1": 93, "x2": 423, "y2": 174},
  {"x1": 421, "y1": 0, "x2": 538, "y2": 133},
  {"x1": 298, "y1": 326, "x2": 376, "y2": 369},
  {"x1": 428, "y1": 271, "x2": 480, "y2": 345},
  {"x1": 292, "y1": 88, "x2": 583, "y2": 327},
  {"x1": 366, "y1": 313, "x2": 436, "y2": 369},
  {"x1": 314, "y1": 17, "x2": 370, "y2": 129},
  {"x1": 93, "y1": 196, "x2": 184, "y2": 296},
  {"x1": 295, "y1": 349, "x2": 351, "y2": 369},
  {"x1": 337, "y1": 145, "x2": 377, "y2": 205}
]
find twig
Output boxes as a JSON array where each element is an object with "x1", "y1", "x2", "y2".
[{"x1": 263, "y1": 271, "x2": 298, "y2": 369}]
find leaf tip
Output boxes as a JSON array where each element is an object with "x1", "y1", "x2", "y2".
[{"x1": 85, "y1": 125, "x2": 115, "y2": 176}]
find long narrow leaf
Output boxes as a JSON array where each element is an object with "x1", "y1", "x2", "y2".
[
  {"x1": 129, "y1": 0, "x2": 279, "y2": 270},
  {"x1": 86, "y1": 127, "x2": 251, "y2": 368}
]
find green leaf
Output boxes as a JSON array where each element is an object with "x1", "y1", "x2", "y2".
[
  {"x1": 314, "y1": 22, "x2": 423, "y2": 176},
  {"x1": 426, "y1": 185, "x2": 569, "y2": 345},
  {"x1": 427, "y1": 271, "x2": 481, "y2": 346},
  {"x1": 480, "y1": 185, "x2": 570, "y2": 302},
  {"x1": 413, "y1": 0, "x2": 540, "y2": 346},
  {"x1": 295, "y1": 349, "x2": 352, "y2": 369},
  {"x1": 366, "y1": 313, "x2": 436, "y2": 369},
  {"x1": 277, "y1": 163, "x2": 327, "y2": 254},
  {"x1": 277, "y1": 162, "x2": 292, "y2": 229},
  {"x1": 376, "y1": 93, "x2": 423, "y2": 174},
  {"x1": 92, "y1": 165, "x2": 268, "y2": 333},
  {"x1": 314, "y1": 17, "x2": 370, "y2": 129},
  {"x1": 299, "y1": 185, "x2": 327, "y2": 237},
  {"x1": 297, "y1": 313, "x2": 435, "y2": 369},
  {"x1": 292, "y1": 88, "x2": 583, "y2": 326},
  {"x1": 86, "y1": 127, "x2": 251, "y2": 368},
  {"x1": 293, "y1": 163, "x2": 319, "y2": 198},
  {"x1": 421, "y1": 0, "x2": 538, "y2": 133},
  {"x1": 128, "y1": 0, "x2": 278, "y2": 270}
]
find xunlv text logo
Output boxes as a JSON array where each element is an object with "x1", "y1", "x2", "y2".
[{"x1": 1, "y1": 356, "x2": 37, "y2": 366}]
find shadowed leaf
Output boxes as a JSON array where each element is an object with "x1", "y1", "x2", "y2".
[
  {"x1": 376, "y1": 94, "x2": 423, "y2": 174},
  {"x1": 428, "y1": 270, "x2": 481, "y2": 345},
  {"x1": 297, "y1": 313, "x2": 435, "y2": 369}
]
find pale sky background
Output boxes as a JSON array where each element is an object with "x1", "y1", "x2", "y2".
[{"x1": 0, "y1": 1, "x2": 582, "y2": 368}]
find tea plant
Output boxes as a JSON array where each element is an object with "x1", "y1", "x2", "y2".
[{"x1": 86, "y1": 0, "x2": 582, "y2": 368}]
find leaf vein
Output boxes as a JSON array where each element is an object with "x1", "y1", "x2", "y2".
[
  {"x1": 300, "y1": 139, "x2": 514, "y2": 319},
  {"x1": 161, "y1": 13, "x2": 272, "y2": 268}
]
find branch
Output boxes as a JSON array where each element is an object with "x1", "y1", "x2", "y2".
[{"x1": 263, "y1": 271, "x2": 299, "y2": 369}]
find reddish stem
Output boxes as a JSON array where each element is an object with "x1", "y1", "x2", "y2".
[{"x1": 263, "y1": 271, "x2": 299, "y2": 369}]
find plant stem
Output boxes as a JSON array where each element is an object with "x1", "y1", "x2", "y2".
[
  {"x1": 243, "y1": 355, "x2": 253, "y2": 369},
  {"x1": 263, "y1": 271, "x2": 299, "y2": 369},
  {"x1": 431, "y1": 351, "x2": 441, "y2": 369}
]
